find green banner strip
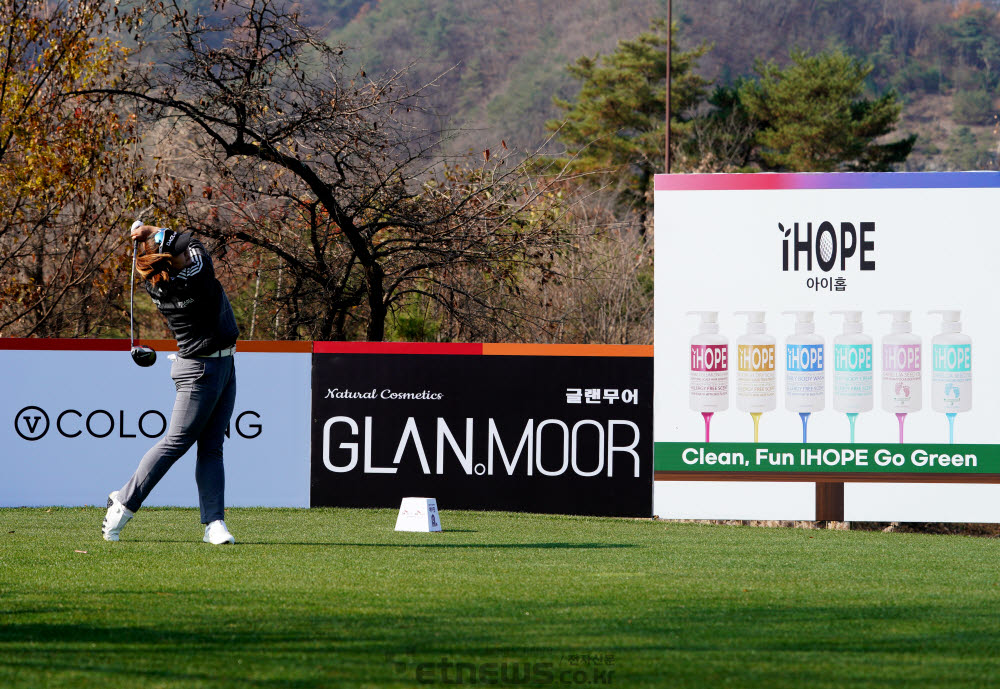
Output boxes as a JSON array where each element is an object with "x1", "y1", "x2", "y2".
[{"x1": 655, "y1": 442, "x2": 1000, "y2": 475}]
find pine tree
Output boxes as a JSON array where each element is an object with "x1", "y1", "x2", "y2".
[
  {"x1": 739, "y1": 50, "x2": 915, "y2": 172},
  {"x1": 548, "y1": 20, "x2": 710, "y2": 223}
]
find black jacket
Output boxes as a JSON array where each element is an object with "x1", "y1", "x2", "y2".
[{"x1": 145, "y1": 237, "x2": 240, "y2": 358}]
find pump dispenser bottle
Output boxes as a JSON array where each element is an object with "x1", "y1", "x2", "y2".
[
  {"x1": 929, "y1": 310, "x2": 972, "y2": 443},
  {"x1": 831, "y1": 310, "x2": 873, "y2": 442},
  {"x1": 686, "y1": 311, "x2": 729, "y2": 442},
  {"x1": 879, "y1": 310, "x2": 922, "y2": 443},
  {"x1": 782, "y1": 311, "x2": 824, "y2": 442},
  {"x1": 734, "y1": 311, "x2": 776, "y2": 442}
]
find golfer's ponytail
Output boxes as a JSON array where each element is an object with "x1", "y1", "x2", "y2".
[{"x1": 136, "y1": 237, "x2": 172, "y2": 285}]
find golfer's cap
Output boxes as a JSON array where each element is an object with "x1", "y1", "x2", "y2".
[{"x1": 153, "y1": 228, "x2": 192, "y2": 256}]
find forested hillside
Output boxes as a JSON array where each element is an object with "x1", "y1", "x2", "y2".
[
  {"x1": 321, "y1": 0, "x2": 1000, "y2": 170},
  {"x1": 3, "y1": 0, "x2": 999, "y2": 344}
]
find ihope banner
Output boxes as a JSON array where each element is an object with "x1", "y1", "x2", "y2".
[{"x1": 653, "y1": 172, "x2": 1000, "y2": 521}]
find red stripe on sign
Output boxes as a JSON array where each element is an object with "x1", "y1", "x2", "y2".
[
  {"x1": 0, "y1": 338, "x2": 133, "y2": 351},
  {"x1": 654, "y1": 172, "x2": 791, "y2": 191},
  {"x1": 313, "y1": 341, "x2": 484, "y2": 355},
  {"x1": 483, "y1": 343, "x2": 653, "y2": 357},
  {"x1": 0, "y1": 338, "x2": 315, "y2": 353},
  {"x1": 239, "y1": 340, "x2": 313, "y2": 353}
]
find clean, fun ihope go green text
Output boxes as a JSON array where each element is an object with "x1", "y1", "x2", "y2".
[{"x1": 682, "y1": 446, "x2": 978, "y2": 469}]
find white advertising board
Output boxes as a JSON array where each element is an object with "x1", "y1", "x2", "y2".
[
  {"x1": 654, "y1": 172, "x2": 1000, "y2": 521},
  {"x1": 1, "y1": 342, "x2": 311, "y2": 508}
]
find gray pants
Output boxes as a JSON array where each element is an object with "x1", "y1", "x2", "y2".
[{"x1": 119, "y1": 355, "x2": 237, "y2": 523}]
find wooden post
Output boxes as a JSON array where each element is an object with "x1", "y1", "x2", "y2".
[{"x1": 815, "y1": 482, "x2": 845, "y2": 521}]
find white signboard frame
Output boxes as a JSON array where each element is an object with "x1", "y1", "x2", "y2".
[
  {"x1": 654, "y1": 171, "x2": 1000, "y2": 522},
  {"x1": 1, "y1": 340, "x2": 311, "y2": 508}
]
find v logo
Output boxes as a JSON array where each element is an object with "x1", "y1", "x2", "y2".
[{"x1": 14, "y1": 406, "x2": 49, "y2": 441}]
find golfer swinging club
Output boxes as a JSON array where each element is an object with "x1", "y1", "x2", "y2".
[{"x1": 103, "y1": 223, "x2": 240, "y2": 544}]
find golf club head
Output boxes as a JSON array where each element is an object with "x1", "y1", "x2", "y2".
[{"x1": 131, "y1": 345, "x2": 157, "y2": 368}]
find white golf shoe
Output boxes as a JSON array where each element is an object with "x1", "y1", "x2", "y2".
[
  {"x1": 203, "y1": 520, "x2": 235, "y2": 545},
  {"x1": 102, "y1": 492, "x2": 134, "y2": 542}
]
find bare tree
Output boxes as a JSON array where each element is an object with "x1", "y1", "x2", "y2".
[
  {"x1": 0, "y1": 0, "x2": 149, "y2": 338},
  {"x1": 88, "y1": 0, "x2": 566, "y2": 341},
  {"x1": 532, "y1": 190, "x2": 653, "y2": 345}
]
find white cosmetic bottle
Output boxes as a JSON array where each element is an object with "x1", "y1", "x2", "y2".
[
  {"x1": 686, "y1": 312, "x2": 728, "y2": 442},
  {"x1": 831, "y1": 310, "x2": 873, "y2": 442},
  {"x1": 734, "y1": 311, "x2": 775, "y2": 441},
  {"x1": 782, "y1": 311, "x2": 825, "y2": 413},
  {"x1": 783, "y1": 311, "x2": 824, "y2": 443},
  {"x1": 929, "y1": 310, "x2": 972, "y2": 443},
  {"x1": 686, "y1": 311, "x2": 729, "y2": 413},
  {"x1": 879, "y1": 310, "x2": 922, "y2": 443}
]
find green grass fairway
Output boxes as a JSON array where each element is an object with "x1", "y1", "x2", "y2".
[{"x1": 2, "y1": 508, "x2": 1000, "y2": 688}]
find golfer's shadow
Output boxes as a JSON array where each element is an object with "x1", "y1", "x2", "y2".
[
  {"x1": 141, "y1": 539, "x2": 634, "y2": 549},
  {"x1": 238, "y1": 541, "x2": 635, "y2": 549}
]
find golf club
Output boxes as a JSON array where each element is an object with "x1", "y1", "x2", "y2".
[{"x1": 130, "y1": 235, "x2": 157, "y2": 367}]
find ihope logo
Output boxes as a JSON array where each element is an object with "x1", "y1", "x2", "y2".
[{"x1": 779, "y1": 221, "x2": 876, "y2": 272}]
